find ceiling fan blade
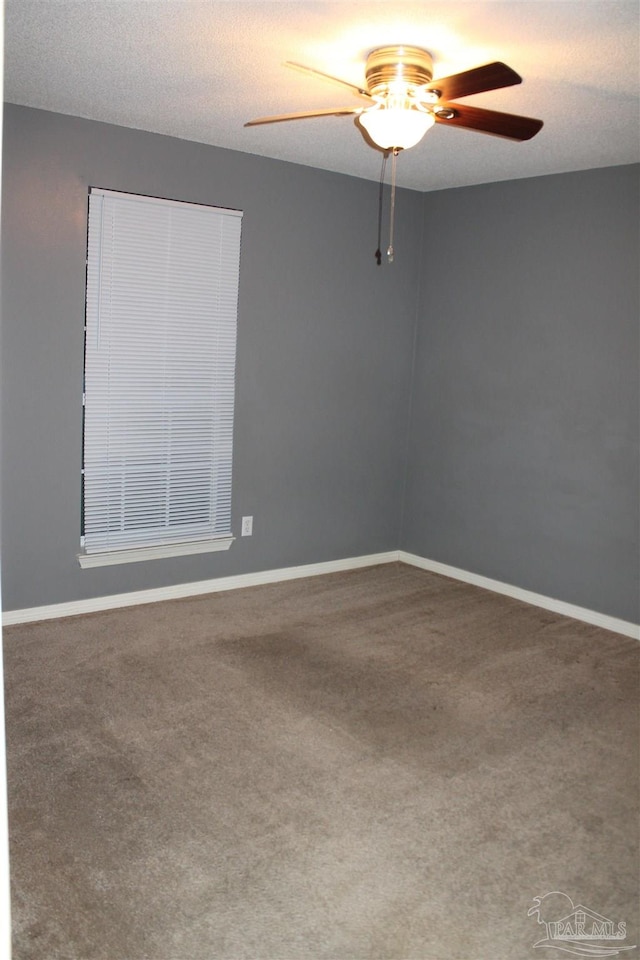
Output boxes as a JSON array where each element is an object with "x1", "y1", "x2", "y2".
[
  {"x1": 428, "y1": 62, "x2": 522, "y2": 101},
  {"x1": 434, "y1": 103, "x2": 543, "y2": 140},
  {"x1": 285, "y1": 61, "x2": 373, "y2": 101},
  {"x1": 245, "y1": 106, "x2": 364, "y2": 127}
]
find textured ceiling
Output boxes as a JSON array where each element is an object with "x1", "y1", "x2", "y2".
[{"x1": 4, "y1": 1, "x2": 640, "y2": 191}]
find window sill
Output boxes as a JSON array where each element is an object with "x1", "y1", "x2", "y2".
[{"x1": 78, "y1": 536, "x2": 235, "y2": 568}]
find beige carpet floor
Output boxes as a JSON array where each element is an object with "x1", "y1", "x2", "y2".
[{"x1": 3, "y1": 562, "x2": 639, "y2": 959}]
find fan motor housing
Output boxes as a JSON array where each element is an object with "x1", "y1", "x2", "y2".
[{"x1": 365, "y1": 45, "x2": 434, "y2": 95}]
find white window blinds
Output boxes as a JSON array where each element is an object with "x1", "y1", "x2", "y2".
[{"x1": 82, "y1": 188, "x2": 242, "y2": 560}]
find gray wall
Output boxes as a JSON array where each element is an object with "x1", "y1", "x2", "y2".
[
  {"x1": 2, "y1": 105, "x2": 638, "y2": 623},
  {"x1": 1, "y1": 105, "x2": 421, "y2": 609},
  {"x1": 402, "y1": 165, "x2": 639, "y2": 623}
]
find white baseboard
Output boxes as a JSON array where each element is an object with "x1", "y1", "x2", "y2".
[
  {"x1": 3, "y1": 549, "x2": 638, "y2": 640},
  {"x1": 398, "y1": 551, "x2": 640, "y2": 641},
  {"x1": 1, "y1": 552, "x2": 398, "y2": 626}
]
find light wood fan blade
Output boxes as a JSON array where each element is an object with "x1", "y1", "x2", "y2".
[
  {"x1": 434, "y1": 103, "x2": 543, "y2": 140},
  {"x1": 427, "y1": 62, "x2": 522, "y2": 101},
  {"x1": 285, "y1": 61, "x2": 373, "y2": 100},
  {"x1": 245, "y1": 106, "x2": 364, "y2": 127}
]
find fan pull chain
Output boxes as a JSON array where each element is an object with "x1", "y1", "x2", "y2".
[
  {"x1": 387, "y1": 148, "x2": 398, "y2": 263},
  {"x1": 375, "y1": 152, "x2": 388, "y2": 266}
]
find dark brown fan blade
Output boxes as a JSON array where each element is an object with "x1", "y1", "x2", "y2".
[
  {"x1": 245, "y1": 106, "x2": 364, "y2": 127},
  {"x1": 434, "y1": 103, "x2": 543, "y2": 140},
  {"x1": 427, "y1": 62, "x2": 522, "y2": 101},
  {"x1": 285, "y1": 61, "x2": 373, "y2": 100}
]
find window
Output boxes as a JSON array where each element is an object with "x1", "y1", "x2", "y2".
[{"x1": 79, "y1": 188, "x2": 243, "y2": 568}]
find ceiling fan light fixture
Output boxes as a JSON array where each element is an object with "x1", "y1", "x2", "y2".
[{"x1": 359, "y1": 104, "x2": 435, "y2": 151}]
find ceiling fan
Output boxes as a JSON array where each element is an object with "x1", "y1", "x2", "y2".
[{"x1": 246, "y1": 45, "x2": 543, "y2": 152}]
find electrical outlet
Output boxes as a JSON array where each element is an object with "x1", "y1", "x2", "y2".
[{"x1": 241, "y1": 516, "x2": 253, "y2": 537}]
